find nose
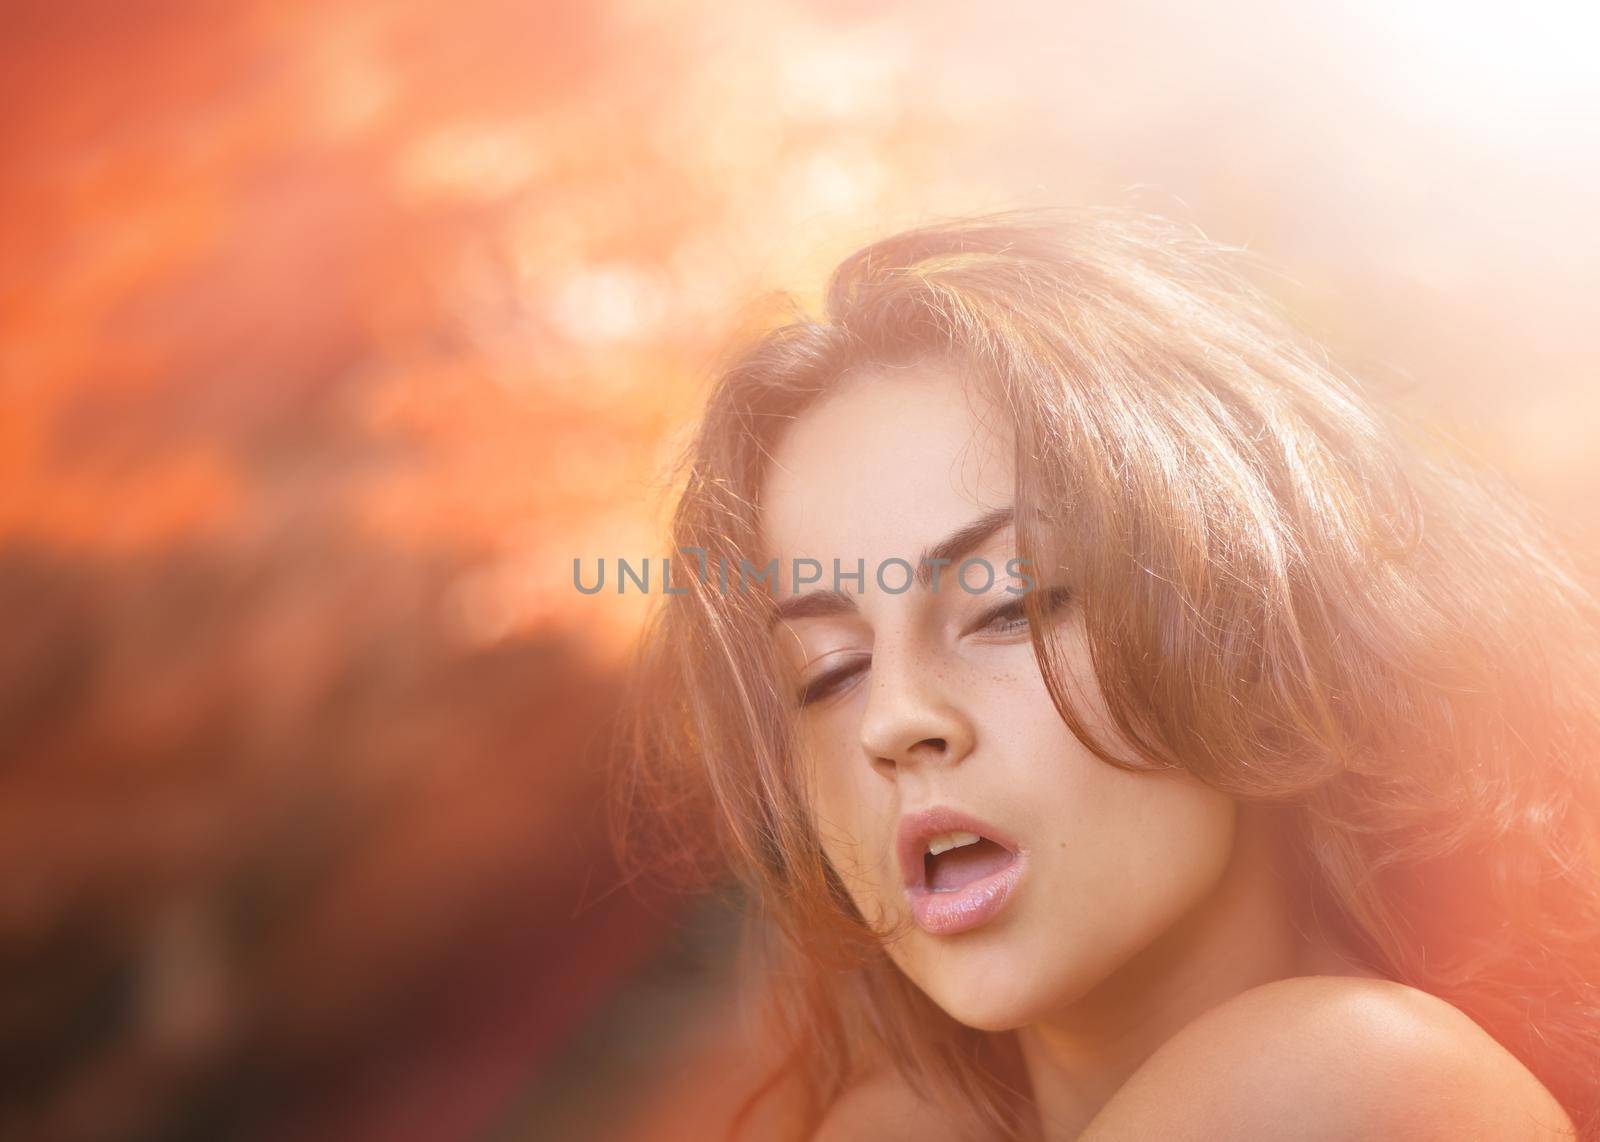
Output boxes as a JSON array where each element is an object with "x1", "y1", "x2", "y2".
[{"x1": 857, "y1": 640, "x2": 976, "y2": 777}]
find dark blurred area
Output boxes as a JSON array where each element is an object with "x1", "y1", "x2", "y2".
[{"x1": 0, "y1": 1, "x2": 1596, "y2": 1139}]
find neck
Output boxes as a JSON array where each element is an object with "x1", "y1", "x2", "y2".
[{"x1": 1015, "y1": 806, "x2": 1370, "y2": 1140}]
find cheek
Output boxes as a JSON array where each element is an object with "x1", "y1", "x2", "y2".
[
  {"x1": 1073, "y1": 771, "x2": 1237, "y2": 928},
  {"x1": 1011, "y1": 759, "x2": 1237, "y2": 1014},
  {"x1": 953, "y1": 658, "x2": 1239, "y2": 1012},
  {"x1": 988, "y1": 641, "x2": 1236, "y2": 907}
]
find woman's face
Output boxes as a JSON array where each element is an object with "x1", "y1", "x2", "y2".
[{"x1": 760, "y1": 360, "x2": 1238, "y2": 1031}]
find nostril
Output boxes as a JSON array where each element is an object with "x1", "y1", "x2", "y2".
[{"x1": 866, "y1": 736, "x2": 951, "y2": 774}]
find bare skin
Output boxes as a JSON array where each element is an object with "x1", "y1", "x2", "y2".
[
  {"x1": 757, "y1": 359, "x2": 1573, "y2": 1141},
  {"x1": 810, "y1": 976, "x2": 1574, "y2": 1140}
]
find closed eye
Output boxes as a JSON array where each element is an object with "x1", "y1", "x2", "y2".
[
  {"x1": 797, "y1": 656, "x2": 870, "y2": 707},
  {"x1": 972, "y1": 586, "x2": 1074, "y2": 637},
  {"x1": 794, "y1": 589, "x2": 1073, "y2": 705}
]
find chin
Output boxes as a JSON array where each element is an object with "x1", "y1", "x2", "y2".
[
  {"x1": 940, "y1": 999, "x2": 1034, "y2": 1033},
  {"x1": 915, "y1": 926, "x2": 1146, "y2": 1034},
  {"x1": 914, "y1": 947, "x2": 1082, "y2": 1033},
  {"x1": 931, "y1": 977, "x2": 1082, "y2": 1033}
]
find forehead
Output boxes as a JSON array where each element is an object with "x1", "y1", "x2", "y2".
[{"x1": 758, "y1": 360, "x2": 1014, "y2": 570}]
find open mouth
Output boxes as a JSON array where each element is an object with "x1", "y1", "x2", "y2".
[
  {"x1": 899, "y1": 810, "x2": 1026, "y2": 937},
  {"x1": 924, "y1": 832, "x2": 1015, "y2": 892}
]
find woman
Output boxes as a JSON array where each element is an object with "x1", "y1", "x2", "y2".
[{"x1": 616, "y1": 209, "x2": 1599, "y2": 1139}]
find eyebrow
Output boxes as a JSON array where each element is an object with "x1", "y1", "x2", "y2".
[
  {"x1": 914, "y1": 505, "x2": 1014, "y2": 587},
  {"x1": 768, "y1": 505, "x2": 1015, "y2": 626}
]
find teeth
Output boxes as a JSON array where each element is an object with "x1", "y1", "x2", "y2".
[{"x1": 925, "y1": 831, "x2": 982, "y2": 857}]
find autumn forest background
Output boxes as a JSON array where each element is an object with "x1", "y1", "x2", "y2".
[{"x1": 1, "y1": 2, "x2": 1597, "y2": 1140}]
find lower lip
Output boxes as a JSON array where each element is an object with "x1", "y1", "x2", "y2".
[{"x1": 906, "y1": 854, "x2": 1025, "y2": 936}]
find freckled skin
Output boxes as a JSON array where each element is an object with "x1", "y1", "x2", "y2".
[{"x1": 760, "y1": 361, "x2": 1238, "y2": 1032}]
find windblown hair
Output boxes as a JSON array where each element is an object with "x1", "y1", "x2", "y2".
[{"x1": 614, "y1": 208, "x2": 1600, "y2": 1140}]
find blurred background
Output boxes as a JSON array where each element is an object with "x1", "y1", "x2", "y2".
[{"x1": 1, "y1": 1, "x2": 1597, "y2": 1139}]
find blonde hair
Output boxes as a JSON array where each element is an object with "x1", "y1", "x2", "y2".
[{"x1": 615, "y1": 208, "x2": 1600, "y2": 1139}]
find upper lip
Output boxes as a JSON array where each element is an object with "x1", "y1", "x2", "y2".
[{"x1": 896, "y1": 805, "x2": 1021, "y2": 890}]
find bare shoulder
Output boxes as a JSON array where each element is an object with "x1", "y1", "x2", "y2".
[
  {"x1": 812, "y1": 1067, "x2": 969, "y2": 1142},
  {"x1": 1079, "y1": 976, "x2": 1575, "y2": 1141}
]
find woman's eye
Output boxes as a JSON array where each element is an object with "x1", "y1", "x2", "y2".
[
  {"x1": 797, "y1": 658, "x2": 869, "y2": 707},
  {"x1": 973, "y1": 586, "x2": 1074, "y2": 637},
  {"x1": 978, "y1": 599, "x2": 1030, "y2": 634}
]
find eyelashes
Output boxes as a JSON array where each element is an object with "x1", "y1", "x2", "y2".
[
  {"x1": 968, "y1": 584, "x2": 1075, "y2": 637},
  {"x1": 794, "y1": 586, "x2": 1074, "y2": 708},
  {"x1": 796, "y1": 656, "x2": 869, "y2": 707},
  {"x1": 975, "y1": 595, "x2": 1033, "y2": 636}
]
